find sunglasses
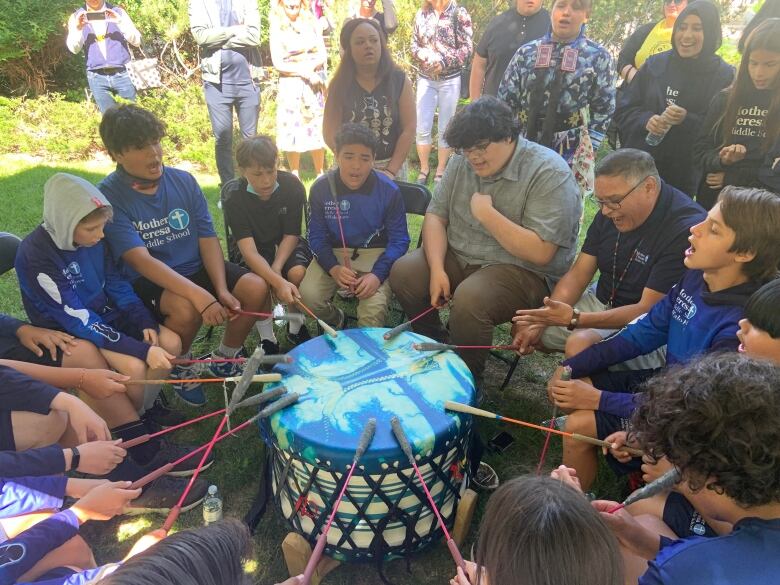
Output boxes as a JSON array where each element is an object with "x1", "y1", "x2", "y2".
[{"x1": 664, "y1": 0, "x2": 685, "y2": 5}]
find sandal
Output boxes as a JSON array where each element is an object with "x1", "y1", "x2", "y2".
[
  {"x1": 434, "y1": 174, "x2": 444, "y2": 184},
  {"x1": 416, "y1": 170, "x2": 430, "y2": 185}
]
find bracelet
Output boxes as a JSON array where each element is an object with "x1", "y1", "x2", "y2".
[
  {"x1": 70, "y1": 447, "x2": 81, "y2": 471},
  {"x1": 200, "y1": 300, "x2": 219, "y2": 315},
  {"x1": 566, "y1": 308, "x2": 581, "y2": 331},
  {"x1": 76, "y1": 368, "x2": 86, "y2": 391}
]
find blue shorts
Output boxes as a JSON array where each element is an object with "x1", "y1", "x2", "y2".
[
  {"x1": 594, "y1": 411, "x2": 643, "y2": 475},
  {"x1": 663, "y1": 492, "x2": 717, "y2": 538}
]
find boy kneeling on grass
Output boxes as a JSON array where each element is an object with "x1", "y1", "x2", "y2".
[
  {"x1": 222, "y1": 135, "x2": 313, "y2": 348},
  {"x1": 300, "y1": 123, "x2": 410, "y2": 329},
  {"x1": 549, "y1": 186, "x2": 780, "y2": 490}
]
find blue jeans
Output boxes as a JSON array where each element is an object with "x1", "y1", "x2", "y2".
[
  {"x1": 86, "y1": 69, "x2": 137, "y2": 114},
  {"x1": 204, "y1": 82, "x2": 260, "y2": 185},
  {"x1": 415, "y1": 75, "x2": 461, "y2": 148}
]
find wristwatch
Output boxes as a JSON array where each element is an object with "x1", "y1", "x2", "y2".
[
  {"x1": 567, "y1": 307, "x2": 581, "y2": 331},
  {"x1": 70, "y1": 447, "x2": 81, "y2": 471}
]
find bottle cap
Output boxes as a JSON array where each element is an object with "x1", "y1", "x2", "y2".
[{"x1": 208, "y1": 485, "x2": 218, "y2": 495}]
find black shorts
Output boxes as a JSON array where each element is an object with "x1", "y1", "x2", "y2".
[
  {"x1": 663, "y1": 492, "x2": 717, "y2": 538},
  {"x1": 0, "y1": 344, "x2": 63, "y2": 367},
  {"x1": 590, "y1": 368, "x2": 658, "y2": 394},
  {"x1": 133, "y1": 261, "x2": 250, "y2": 322},
  {"x1": 258, "y1": 239, "x2": 313, "y2": 278},
  {"x1": 595, "y1": 411, "x2": 643, "y2": 475},
  {"x1": 0, "y1": 410, "x2": 16, "y2": 451}
]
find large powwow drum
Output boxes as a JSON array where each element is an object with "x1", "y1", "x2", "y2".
[{"x1": 261, "y1": 328, "x2": 475, "y2": 562}]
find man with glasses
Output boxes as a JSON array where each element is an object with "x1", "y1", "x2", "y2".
[
  {"x1": 389, "y1": 96, "x2": 581, "y2": 382},
  {"x1": 512, "y1": 148, "x2": 705, "y2": 364}
]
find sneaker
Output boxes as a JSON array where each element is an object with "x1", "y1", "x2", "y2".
[
  {"x1": 143, "y1": 439, "x2": 215, "y2": 478},
  {"x1": 286, "y1": 324, "x2": 311, "y2": 347},
  {"x1": 260, "y1": 338, "x2": 280, "y2": 355},
  {"x1": 207, "y1": 349, "x2": 245, "y2": 378},
  {"x1": 128, "y1": 475, "x2": 209, "y2": 515},
  {"x1": 170, "y1": 362, "x2": 206, "y2": 407},
  {"x1": 142, "y1": 393, "x2": 186, "y2": 429},
  {"x1": 472, "y1": 462, "x2": 499, "y2": 491}
]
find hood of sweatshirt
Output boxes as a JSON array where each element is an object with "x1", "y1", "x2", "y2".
[
  {"x1": 42, "y1": 173, "x2": 111, "y2": 252},
  {"x1": 702, "y1": 278, "x2": 762, "y2": 307}
]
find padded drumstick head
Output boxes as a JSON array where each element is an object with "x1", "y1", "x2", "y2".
[
  {"x1": 383, "y1": 321, "x2": 412, "y2": 340},
  {"x1": 229, "y1": 346, "x2": 265, "y2": 409},
  {"x1": 353, "y1": 418, "x2": 377, "y2": 462},
  {"x1": 318, "y1": 319, "x2": 339, "y2": 338},
  {"x1": 560, "y1": 366, "x2": 572, "y2": 381},
  {"x1": 250, "y1": 392, "x2": 300, "y2": 423},
  {"x1": 390, "y1": 416, "x2": 415, "y2": 463},
  {"x1": 622, "y1": 468, "x2": 681, "y2": 507},
  {"x1": 413, "y1": 342, "x2": 456, "y2": 351},
  {"x1": 231, "y1": 386, "x2": 288, "y2": 412}
]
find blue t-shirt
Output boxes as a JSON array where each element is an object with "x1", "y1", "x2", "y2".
[
  {"x1": 99, "y1": 167, "x2": 217, "y2": 281},
  {"x1": 640, "y1": 517, "x2": 780, "y2": 584}
]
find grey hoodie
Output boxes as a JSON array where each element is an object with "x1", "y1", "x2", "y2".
[{"x1": 43, "y1": 173, "x2": 111, "y2": 252}]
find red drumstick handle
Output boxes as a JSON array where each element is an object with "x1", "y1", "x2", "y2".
[
  {"x1": 162, "y1": 504, "x2": 181, "y2": 533},
  {"x1": 447, "y1": 538, "x2": 468, "y2": 574},
  {"x1": 129, "y1": 462, "x2": 174, "y2": 490},
  {"x1": 301, "y1": 533, "x2": 328, "y2": 585}
]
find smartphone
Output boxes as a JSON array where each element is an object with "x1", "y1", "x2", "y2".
[
  {"x1": 86, "y1": 11, "x2": 106, "y2": 21},
  {"x1": 488, "y1": 431, "x2": 515, "y2": 454}
]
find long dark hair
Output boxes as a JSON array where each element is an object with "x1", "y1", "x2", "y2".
[
  {"x1": 328, "y1": 18, "x2": 397, "y2": 103},
  {"x1": 721, "y1": 18, "x2": 780, "y2": 152},
  {"x1": 474, "y1": 475, "x2": 623, "y2": 585}
]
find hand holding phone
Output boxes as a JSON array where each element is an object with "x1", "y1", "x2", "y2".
[{"x1": 86, "y1": 11, "x2": 106, "y2": 21}]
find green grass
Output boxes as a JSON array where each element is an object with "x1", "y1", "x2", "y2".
[{"x1": 0, "y1": 155, "x2": 621, "y2": 584}]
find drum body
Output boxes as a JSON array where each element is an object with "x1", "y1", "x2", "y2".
[{"x1": 260, "y1": 327, "x2": 475, "y2": 562}]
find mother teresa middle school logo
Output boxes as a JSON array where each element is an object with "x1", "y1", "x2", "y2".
[{"x1": 167, "y1": 208, "x2": 190, "y2": 231}]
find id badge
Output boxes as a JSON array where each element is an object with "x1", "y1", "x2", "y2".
[
  {"x1": 561, "y1": 47, "x2": 578, "y2": 72},
  {"x1": 534, "y1": 44, "x2": 553, "y2": 68}
]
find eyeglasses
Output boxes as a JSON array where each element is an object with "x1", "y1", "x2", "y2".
[
  {"x1": 455, "y1": 140, "x2": 492, "y2": 157},
  {"x1": 664, "y1": 0, "x2": 685, "y2": 5},
  {"x1": 592, "y1": 176, "x2": 650, "y2": 210}
]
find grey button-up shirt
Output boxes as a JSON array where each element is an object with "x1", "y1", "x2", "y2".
[{"x1": 427, "y1": 138, "x2": 581, "y2": 286}]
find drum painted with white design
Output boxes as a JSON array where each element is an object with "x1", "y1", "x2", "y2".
[{"x1": 260, "y1": 327, "x2": 475, "y2": 561}]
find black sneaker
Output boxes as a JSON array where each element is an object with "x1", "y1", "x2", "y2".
[
  {"x1": 143, "y1": 440, "x2": 216, "y2": 478},
  {"x1": 260, "y1": 338, "x2": 280, "y2": 355},
  {"x1": 128, "y1": 475, "x2": 209, "y2": 515},
  {"x1": 142, "y1": 393, "x2": 186, "y2": 429},
  {"x1": 286, "y1": 325, "x2": 311, "y2": 347}
]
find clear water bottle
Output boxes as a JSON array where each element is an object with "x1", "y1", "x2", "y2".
[
  {"x1": 645, "y1": 127, "x2": 669, "y2": 146},
  {"x1": 203, "y1": 485, "x2": 223, "y2": 525}
]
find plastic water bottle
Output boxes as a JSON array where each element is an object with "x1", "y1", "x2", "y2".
[
  {"x1": 203, "y1": 485, "x2": 223, "y2": 525},
  {"x1": 645, "y1": 127, "x2": 669, "y2": 146}
]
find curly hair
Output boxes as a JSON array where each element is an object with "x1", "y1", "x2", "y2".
[
  {"x1": 99, "y1": 104, "x2": 166, "y2": 157},
  {"x1": 631, "y1": 353, "x2": 780, "y2": 507},
  {"x1": 442, "y1": 96, "x2": 521, "y2": 150},
  {"x1": 745, "y1": 278, "x2": 780, "y2": 339},
  {"x1": 335, "y1": 122, "x2": 378, "y2": 155}
]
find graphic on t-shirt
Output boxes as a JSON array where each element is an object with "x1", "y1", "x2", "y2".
[
  {"x1": 0, "y1": 542, "x2": 25, "y2": 568},
  {"x1": 665, "y1": 85, "x2": 680, "y2": 107},
  {"x1": 731, "y1": 105, "x2": 768, "y2": 138},
  {"x1": 132, "y1": 208, "x2": 192, "y2": 248},
  {"x1": 672, "y1": 287, "x2": 696, "y2": 326},
  {"x1": 350, "y1": 94, "x2": 394, "y2": 151}
]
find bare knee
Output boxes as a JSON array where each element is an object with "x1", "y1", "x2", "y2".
[
  {"x1": 12, "y1": 409, "x2": 69, "y2": 449},
  {"x1": 61, "y1": 340, "x2": 107, "y2": 369},
  {"x1": 233, "y1": 273, "x2": 269, "y2": 308},
  {"x1": 564, "y1": 409, "x2": 597, "y2": 437},
  {"x1": 564, "y1": 329, "x2": 605, "y2": 358},
  {"x1": 158, "y1": 326, "x2": 182, "y2": 356},
  {"x1": 287, "y1": 266, "x2": 306, "y2": 286}
]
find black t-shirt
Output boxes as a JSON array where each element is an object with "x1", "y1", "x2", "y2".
[
  {"x1": 476, "y1": 7, "x2": 550, "y2": 96},
  {"x1": 581, "y1": 181, "x2": 706, "y2": 307},
  {"x1": 342, "y1": 69, "x2": 406, "y2": 161},
  {"x1": 223, "y1": 171, "x2": 306, "y2": 261}
]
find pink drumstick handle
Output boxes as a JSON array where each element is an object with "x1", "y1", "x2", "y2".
[
  {"x1": 162, "y1": 504, "x2": 181, "y2": 533},
  {"x1": 129, "y1": 462, "x2": 174, "y2": 490},
  {"x1": 301, "y1": 533, "x2": 328, "y2": 585},
  {"x1": 447, "y1": 538, "x2": 468, "y2": 574}
]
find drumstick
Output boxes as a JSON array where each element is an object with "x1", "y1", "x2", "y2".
[
  {"x1": 391, "y1": 416, "x2": 467, "y2": 574},
  {"x1": 123, "y1": 373, "x2": 282, "y2": 385},
  {"x1": 118, "y1": 407, "x2": 227, "y2": 449},
  {"x1": 607, "y1": 468, "x2": 681, "y2": 514},
  {"x1": 413, "y1": 343, "x2": 518, "y2": 351},
  {"x1": 228, "y1": 347, "x2": 270, "y2": 411},
  {"x1": 229, "y1": 308, "x2": 304, "y2": 322},
  {"x1": 172, "y1": 355, "x2": 293, "y2": 366},
  {"x1": 333, "y1": 198, "x2": 353, "y2": 272},
  {"x1": 231, "y1": 386, "x2": 288, "y2": 410},
  {"x1": 301, "y1": 418, "x2": 377, "y2": 585},
  {"x1": 383, "y1": 304, "x2": 442, "y2": 340},
  {"x1": 160, "y1": 393, "x2": 300, "y2": 530},
  {"x1": 295, "y1": 298, "x2": 338, "y2": 338},
  {"x1": 536, "y1": 366, "x2": 570, "y2": 475},
  {"x1": 444, "y1": 401, "x2": 644, "y2": 457},
  {"x1": 131, "y1": 393, "x2": 300, "y2": 491}
]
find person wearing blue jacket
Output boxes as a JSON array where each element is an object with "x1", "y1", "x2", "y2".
[
  {"x1": 300, "y1": 123, "x2": 410, "y2": 328},
  {"x1": 15, "y1": 173, "x2": 181, "y2": 423},
  {"x1": 549, "y1": 186, "x2": 780, "y2": 489},
  {"x1": 613, "y1": 1, "x2": 734, "y2": 196}
]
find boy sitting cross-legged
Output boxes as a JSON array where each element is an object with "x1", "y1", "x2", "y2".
[
  {"x1": 299, "y1": 123, "x2": 410, "y2": 328},
  {"x1": 98, "y1": 105, "x2": 270, "y2": 407},
  {"x1": 549, "y1": 186, "x2": 780, "y2": 490},
  {"x1": 222, "y1": 135, "x2": 313, "y2": 348}
]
